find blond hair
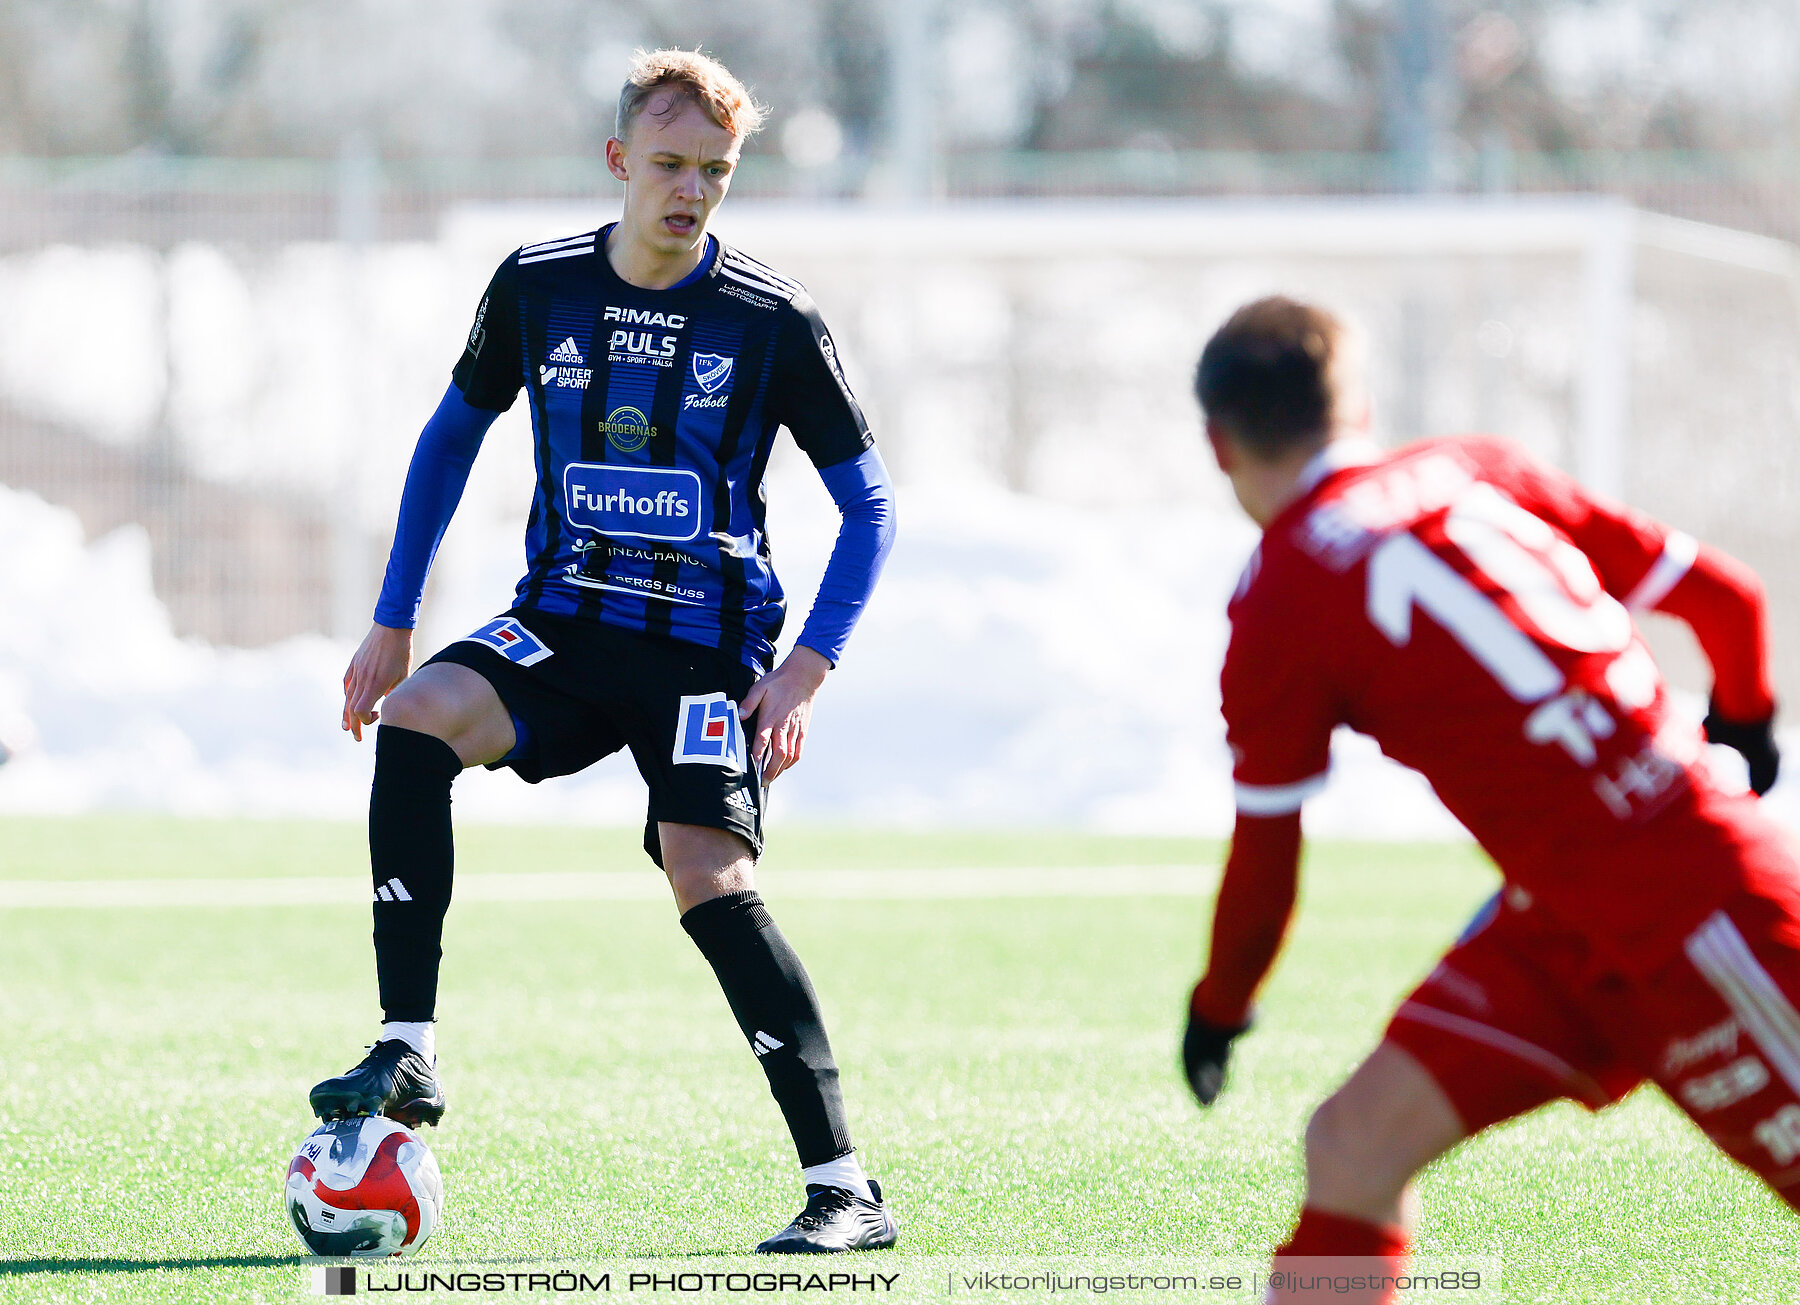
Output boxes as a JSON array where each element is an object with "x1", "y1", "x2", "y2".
[{"x1": 616, "y1": 49, "x2": 766, "y2": 141}]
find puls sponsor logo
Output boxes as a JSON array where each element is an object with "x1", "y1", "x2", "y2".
[
  {"x1": 603, "y1": 308, "x2": 684, "y2": 367},
  {"x1": 608, "y1": 329, "x2": 678, "y2": 367}
]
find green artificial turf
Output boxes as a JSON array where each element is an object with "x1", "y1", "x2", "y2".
[{"x1": 0, "y1": 817, "x2": 1794, "y2": 1302}]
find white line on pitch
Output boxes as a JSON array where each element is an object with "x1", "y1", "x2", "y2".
[{"x1": 0, "y1": 865, "x2": 1218, "y2": 909}]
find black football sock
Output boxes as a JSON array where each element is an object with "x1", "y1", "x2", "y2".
[
  {"x1": 680, "y1": 890, "x2": 854, "y2": 1167},
  {"x1": 369, "y1": 725, "x2": 463, "y2": 1023}
]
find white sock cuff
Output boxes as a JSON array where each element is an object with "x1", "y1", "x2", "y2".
[
  {"x1": 802, "y1": 1152, "x2": 872, "y2": 1201},
  {"x1": 381, "y1": 1020, "x2": 435, "y2": 1063}
]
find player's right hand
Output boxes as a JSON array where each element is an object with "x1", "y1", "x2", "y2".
[
  {"x1": 1182, "y1": 997, "x2": 1251, "y2": 1108},
  {"x1": 1704, "y1": 700, "x2": 1780, "y2": 796},
  {"x1": 342, "y1": 623, "x2": 415, "y2": 742}
]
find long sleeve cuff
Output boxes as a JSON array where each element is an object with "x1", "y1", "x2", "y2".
[{"x1": 794, "y1": 447, "x2": 896, "y2": 664}]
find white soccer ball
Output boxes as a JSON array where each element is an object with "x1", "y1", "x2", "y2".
[{"x1": 284, "y1": 1116, "x2": 443, "y2": 1257}]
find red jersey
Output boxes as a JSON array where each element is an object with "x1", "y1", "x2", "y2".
[{"x1": 1219, "y1": 435, "x2": 1780, "y2": 980}]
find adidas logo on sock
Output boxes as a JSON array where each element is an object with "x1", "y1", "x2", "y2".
[
  {"x1": 373, "y1": 878, "x2": 413, "y2": 903},
  {"x1": 547, "y1": 336, "x2": 585, "y2": 364},
  {"x1": 752, "y1": 1031, "x2": 785, "y2": 1057}
]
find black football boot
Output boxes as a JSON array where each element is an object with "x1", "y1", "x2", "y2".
[
  {"x1": 309, "y1": 1039, "x2": 447, "y2": 1128},
  {"x1": 756, "y1": 1182, "x2": 898, "y2": 1254}
]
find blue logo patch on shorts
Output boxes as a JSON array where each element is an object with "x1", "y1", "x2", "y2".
[
  {"x1": 564, "y1": 464, "x2": 703, "y2": 542},
  {"x1": 462, "y1": 617, "x2": 553, "y2": 667},
  {"x1": 673, "y1": 693, "x2": 744, "y2": 772}
]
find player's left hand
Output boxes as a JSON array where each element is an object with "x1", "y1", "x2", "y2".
[
  {"x1": 740, "y1": 645, "x2": 832, "y2": 784},
  {"x1": 1183, "y1": 998, "x2": 1251, "y2": 1108},
  {"x1": 342, "y1": 622, "x2": 414, "y2": 743},
  {"x1": 1704, "y1": 700, "x2": 1780, "y2": 796}
]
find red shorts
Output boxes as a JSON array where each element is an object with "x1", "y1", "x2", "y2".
[{"x1": 1386, "y1": 880, "x2": 1800, "y2": 1204}]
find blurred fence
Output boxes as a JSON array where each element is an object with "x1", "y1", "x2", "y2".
[
  {"x1": 939, "y1": 149, "x2": 1800, "y2": 244},
  {"x1": 5, "y1": 148, "x2": 1800, "y2": 245},
  {"x1": 1, "y1": 151, "x2": 1798, "y2": 707}
]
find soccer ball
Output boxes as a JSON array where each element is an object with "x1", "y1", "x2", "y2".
[{"x1": 284, "y1": 1116, "x2": 443, "y2": 1257}]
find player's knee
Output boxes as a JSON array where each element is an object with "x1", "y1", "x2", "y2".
[
  {"x1": 377, "y1": 681, "x2": 431, "y2": 733},
  {"x1": 379, "y1": 678, "x2": 453, "y2": 738},
  {"x1": 1302, "y1": 1095, "x2": 1351, "y2": 1174},
  {"x1": 662, "y1": 824, "x2": 755, "y2": 909},
  {"x1": 382, "y1": 674, "x2": 509, "y2": 762},
  {"x1": 667, "y1": 860, "x2": 754, "y2": 911},
  {"x1": 1304, "y1": 1092, "x2": 1406, "y2": 1196}
]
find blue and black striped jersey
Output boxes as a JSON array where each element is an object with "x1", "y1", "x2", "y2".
[{"x1": 452, "y1": 226, "x2": 874, "y2": 672}]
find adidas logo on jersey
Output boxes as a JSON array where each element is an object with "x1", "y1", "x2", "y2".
[
  {"x1": 547, "y1": 337, "x2": 585, "y2": 364},
  {"x1": 752, "y1": 1031, "x2": 785, "y2": 1057}
]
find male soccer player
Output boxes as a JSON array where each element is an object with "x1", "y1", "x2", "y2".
[
  {"x1": 1181, "y1": 297, "x2": 1791, "y2": 1302},
  {"x1": 309, "y1": 50, "x2": 899, "y2": 1254}
]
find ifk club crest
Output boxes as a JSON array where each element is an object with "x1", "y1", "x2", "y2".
[{"x1": 692, "y1": 352, "x2": 734, "y2": 395}]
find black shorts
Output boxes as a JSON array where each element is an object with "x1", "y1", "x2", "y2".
[{"x1": 425, "y1": 610, "x2": 764, "y2": 866}]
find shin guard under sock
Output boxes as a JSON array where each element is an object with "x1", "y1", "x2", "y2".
[
  {"x1": 369, "y1": 725, "x2": 463, "y2": 1022},
  {"x1": 1269, "y1": 1207, "x2": 1410, "y2": 1305},
  {"x1": 681, "y1": 890, "x2": 853, "y2": 1167}
]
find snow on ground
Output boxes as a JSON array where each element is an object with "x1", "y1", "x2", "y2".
[{"x1": 0, "y1": 476, "x2": 1780, "y2": 840}]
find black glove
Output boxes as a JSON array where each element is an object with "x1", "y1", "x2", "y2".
[
  {"x1": 1182, "y1": 1008, "x2": 1250, "y2": 1107},
  {"x1": 1704, "y1": 701, "x2": 1780, "y2": 797}
]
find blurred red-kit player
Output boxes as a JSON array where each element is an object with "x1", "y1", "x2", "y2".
[{"x1": 1181, "y1": 297, "x2": 1792, "y2": 1304}]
